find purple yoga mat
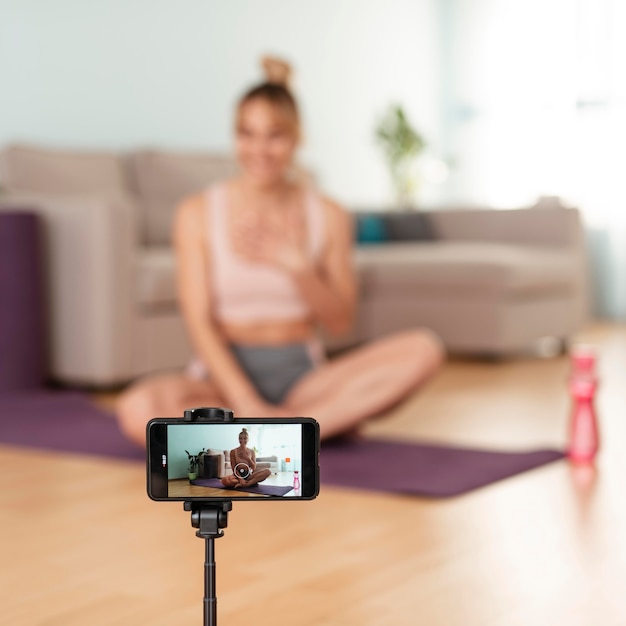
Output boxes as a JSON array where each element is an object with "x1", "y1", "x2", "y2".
[
  {"x1": 0, "y1": 391, "x2": 564, "y2": 496},
  {"x1": 0, "y1": 391, "x2": 144, "y2": 461},
  {"x1": 190, "y1": 477, "x2": 293, "y2": 496},
  {"x1": 320, "y1": 436, "x2": 564, "y2": 497}
]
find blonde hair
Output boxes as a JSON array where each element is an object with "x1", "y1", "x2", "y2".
[
  {"x1": 261, "y1": 56, "x2": 292, "y2": 86},
  {"x1": 236, "y1": 55, "x2": 300, "y2": 136}
]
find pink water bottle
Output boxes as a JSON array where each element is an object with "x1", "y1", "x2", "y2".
[
  {"x1": 293, "y1": 470, "x2": 300, "y2": 490},
  {"x1": 567, "y1": 345, "x2": 600, "y2": 463}
]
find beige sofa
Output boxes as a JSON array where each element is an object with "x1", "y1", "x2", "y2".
[
  {"x1": 349, "y1": 202, "x2": 588, "y2": 355},
  {"x1": 0, "y1": 144, "x2": 588, "y2": 387}
]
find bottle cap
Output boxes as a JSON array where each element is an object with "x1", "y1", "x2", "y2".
[{"x1": 571, "y1": 344, "x2": 596, "y2": 372}]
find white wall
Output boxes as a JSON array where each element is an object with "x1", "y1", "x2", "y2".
[
  {"x1": 439, "y1": 0, "x2": 626, "y2": 318},
  {"x1": 0, "y1": 0, "x2": 440, "y2": 206}
]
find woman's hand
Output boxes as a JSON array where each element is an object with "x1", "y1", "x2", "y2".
[{"x1": 231, "y1": 207, "x2": 309, "y2": 274}]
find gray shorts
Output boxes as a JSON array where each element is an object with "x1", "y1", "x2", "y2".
[{"x1": 187, "y1": 341, "x2": 324, "y2": 404}]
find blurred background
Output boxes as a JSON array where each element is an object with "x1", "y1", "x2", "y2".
[{"x1": 1, "y1": 0, "x2": 625, "y2": 389}]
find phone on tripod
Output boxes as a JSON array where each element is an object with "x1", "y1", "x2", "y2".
[{"x1": 147, "y1": 417, "x2": 319, "y2": 501}]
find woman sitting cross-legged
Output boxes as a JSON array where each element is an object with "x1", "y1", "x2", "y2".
[
  {"x1": 221, "y1": 428, "x2": 271, "y2": 489},
  {"x1": 116, "y1": 57, "x2": 444, "y2": 446}
]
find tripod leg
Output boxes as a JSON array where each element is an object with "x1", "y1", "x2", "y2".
[
  {"x1": 205, "y1": 537, "x2": 217, "y2": 626},
  {"x1": 185, "y1": 501, "x2": 231, "y2": 624}
]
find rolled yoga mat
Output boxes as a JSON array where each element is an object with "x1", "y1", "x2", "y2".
[{"x1": 0, "y1": 211, "x2": 47, "y2": 390}]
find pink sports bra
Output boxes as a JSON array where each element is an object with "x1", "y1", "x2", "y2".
[{"x1": 205, "y1": 183, "x2": 326, "y2": 324}]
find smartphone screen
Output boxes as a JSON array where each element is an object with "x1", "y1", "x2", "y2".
[{"x1": 147, "y1": 418, "x2": 319, "y2": 501}]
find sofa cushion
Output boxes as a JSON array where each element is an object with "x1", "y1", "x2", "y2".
[
  {"x1": 136, "y1": 247, "x2": 177, "y2": 310},
  {"x1": 0, "y1": 144, "x2": 127, "y2": 196},
  {"x1": 354, "y1": 242, "x2": 577, "y2": 296},
  {"x1": 354, "y1": 211, "x2": 436, "y2": 244},
  {"x1": 384, "y1": 211, "x2": 436, "y2": 241},
  {"x1": 355, "y1": 214, "x2": 389, "y2": 244},
  {"x1": 129, "y1": 150, "x2": 238, "y2": 246},
  {"x1": 427, "y1": 205, "x2": 578, "y2": 247}
]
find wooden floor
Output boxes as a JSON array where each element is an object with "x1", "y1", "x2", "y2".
[{"x1": 1, "y1": 323, "x2": 625, "y2": 625}]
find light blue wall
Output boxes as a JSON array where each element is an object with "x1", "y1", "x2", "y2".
[
  {"x1": 167, "y1": 423, "x2": 242, "y2": 479},
  {"x1": 0, "y1": 0, "x2": 440, "y2": 205}
]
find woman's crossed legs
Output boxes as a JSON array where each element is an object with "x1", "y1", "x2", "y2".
[
  {"x1": 116, "y1": 328, "x2": 444, "y2": 446},
  {"x1": 221, "y1": 468, "x2": 272, "y2": 489}
]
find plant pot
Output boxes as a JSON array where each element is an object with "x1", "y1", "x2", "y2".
[{"x1": 188, "y1": 472, "x2": 197, "y2": 481}]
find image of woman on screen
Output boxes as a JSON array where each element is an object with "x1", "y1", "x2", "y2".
[
  {"x1": 117, "y1": 56, "x2": 444, "y2": 446},
  {"x1": 221, "y1": 428, "x2": 271, "y2": 489}
]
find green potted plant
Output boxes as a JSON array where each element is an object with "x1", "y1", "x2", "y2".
[
  {"x1": 185, "y1": 449, "x2": 205, "y2": 481},
  {"x1": 375, "y1": 104, "x2": 426, "y2": 208}
]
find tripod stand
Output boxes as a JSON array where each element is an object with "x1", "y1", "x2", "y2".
[
  {"x1": 183, "y1": 407, "x2": 235, "y2": 626},
  {"x1": 184, "y1": 500, "x2": 232, "y2": 626}
]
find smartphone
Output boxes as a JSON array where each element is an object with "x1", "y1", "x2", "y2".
[{"x1": 147, "y1": 417, "x2": 319, "y2": 501}]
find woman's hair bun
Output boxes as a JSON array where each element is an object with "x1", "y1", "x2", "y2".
[{"x1": 261, "y1": 55, "x2": 293, "y2": 87}]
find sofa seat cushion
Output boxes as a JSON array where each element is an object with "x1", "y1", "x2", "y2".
[
  {"x1": 354, "y1": 242, "x2": 577, "y2": 296},
  {"x1": 135, "y1": 240, "x2": 576, "y2": 310},
  {"x1": 129, "y1": 150, "x2": 238, "y2": 246},
  {"x1": 136, "y1": 247, "x2": 177, "y2": 310}
]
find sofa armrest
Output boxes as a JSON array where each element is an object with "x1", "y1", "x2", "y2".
[{"x1": 1, "y1": 191, "x2": 138, "y2": 385}]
